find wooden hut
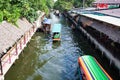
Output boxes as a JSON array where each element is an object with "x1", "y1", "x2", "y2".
[
  {"x1": 0, "y1": 15, "x2": 44, "y2": 79},
  {"x1": 42, "y1": 18, "x2": 51, "y2": 33}
]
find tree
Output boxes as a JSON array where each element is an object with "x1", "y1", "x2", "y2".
[
  {"x1": 73, "y1": 0, "x2": 95, "y2": 8},
  {"x1": 86, "y1": 0, "x2": 95, "y2": 7},
  {"x1": 73, "y1": 0, "x2": 82, "y2": 8},
  {"x1": 54, "y1": 0, "x2": 73, "y2": 11},
  {"x1": 46, "y1": 0, "x2": 54, "y2": 9},
  {"x1": 53, "y1": 0, "x2": 95, "y2": 11},
  {"x1": 0, "y1": 0, "x2": 52, "y2": 24}
]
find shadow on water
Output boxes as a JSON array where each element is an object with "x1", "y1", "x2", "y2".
[
  {"x1": 5, "y1": 13, "x2": 120, "y2": 80},
  {"x1": 52, "y1": 41, "x2": 61, "y2": 49}
]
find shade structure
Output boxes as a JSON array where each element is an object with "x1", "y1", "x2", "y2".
[
  {"x1": 93, "y1": 0, "x2": 120, "y2": 4},
  {"x1": 0, "y1": 18, "x2": 33, "y2": 56},
  {"x1": 52, "y1": 24, "x2": 61, "y2": 33},
  {"x1": 43, "y1": 19, "x2": 51, "y2": 25}
]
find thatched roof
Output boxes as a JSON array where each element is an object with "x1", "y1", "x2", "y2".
[
  {"x1": 17, "y1": 18, "x2": 33, "y2": 33},
  {"x1": 93, "y1": 0, "x2": 120, "y2": 4},
  {"x1": 0, "y1": 18, "x2": 33, "y2": 56}
]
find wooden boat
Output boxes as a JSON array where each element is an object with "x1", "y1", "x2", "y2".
[
  {"x1": 54, "y1": 10, "x2": 60, "y2": 17},
  {"x1": 52, "y1": 24, "x2": 61, "y2": 41},
  {"x1": 78, "y1": 55, "x2": 112, "y2": 80},
  {"x1": 42, "y1": 18, "x2": 51, "y2": 33}
]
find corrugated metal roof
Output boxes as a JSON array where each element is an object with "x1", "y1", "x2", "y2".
[
  {"x1": 95, "y1": 8, "x2": 120, "y2": 18},
  {"x1": 79, "y1": 13, "x2": 120, "y2": 43},
  {"x1": 81, "y1": 13, "x2": 120, "y2": 27},
  {"x1": 70, "y1": 8, "x2": 120, "y2": 43},
  {"x1": 94, "y1": 0, "x2": 120, "y2": 4},
  {"x1": 0, "y1": 18, "x2": 33, "y2": 55}
]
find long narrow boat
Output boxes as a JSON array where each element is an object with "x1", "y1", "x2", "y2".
[
  {"x1": 78, "y1": 55, "x2": 112, "y2": 80},
  {"x1": 52, "y1": 24, "x2": 61, "y2": 41}
]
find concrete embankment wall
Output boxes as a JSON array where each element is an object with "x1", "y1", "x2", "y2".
[{"x1": 63, "y1": 12, "x2": 120, "y2": 71}]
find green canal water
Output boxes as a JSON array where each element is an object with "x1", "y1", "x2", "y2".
[{"x1": 5, "y1": 13, "x2": 119, "y2": 80}]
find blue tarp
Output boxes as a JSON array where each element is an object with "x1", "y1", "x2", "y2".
[
  {"x1": 43, "y1": 18, "x2": 51, "y2": 24},
  {"x1": 52, "y1": 24, "x2": 61, "y2": 33}
]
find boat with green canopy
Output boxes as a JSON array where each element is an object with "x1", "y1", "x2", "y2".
[
  {"x1": 52, "y1": 24, "x2": 61, "y2": 41},
  {"x1": 78, "y1": 55, "x2": 112, "y2": 80}
]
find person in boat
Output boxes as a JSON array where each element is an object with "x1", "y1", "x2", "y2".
[
  {"x1": 54, "y1": 10, "x2": 60, "y2": 17},
  {"x1": 45, "y1": 24, "x2": 51, "y2": 33},
  {"x1": 53, "y1": 32, "x2": 60, "y2": 39}
]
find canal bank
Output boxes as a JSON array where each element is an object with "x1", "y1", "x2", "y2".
[
  {"x1": 0, "y1": 11, "x2": 45, "y2": 80},
  {"x1": 63, "y1": 10, "x2": 120, "y2": 71},
  {"x1": 5, "y1": 13, "x2": 119, "y2": 80}
]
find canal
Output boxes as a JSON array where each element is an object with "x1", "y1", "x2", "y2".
[{"x1": 5, "y1": 13, "x2": 119, "y2": 80}]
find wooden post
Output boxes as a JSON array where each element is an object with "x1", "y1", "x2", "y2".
[
  {"x1": 25, "y1": 31, "x2": 28, "y2": 41},
  {"x1": 9, "y1": 52, "x2": 11, "y2": 64},
  {"x1": 0, "y1": 58, "x2": 3, "y2": 75},
  {"x1": 15, "y1": 43, "x2": 18, "y2": 55},
  {"x1": 29, "y1": 30, "x2": 31, "y2": 36},
  {"x1": 33, "y1": 26, "x2": 35, "y2": 32},
  {"x1": 20, "y1": 39, "x2": 22, "y2": 49},
  {"x1": 24, "y1": 35, "x2": 26, "y2": 45}
]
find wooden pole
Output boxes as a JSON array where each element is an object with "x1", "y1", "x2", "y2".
[
  {"x1": 9, "y1": 52, "x2": 11, "y2": 64},
  {"x1": 24, "y1": 35, "x2": 26, "y2": 45},
  {"x1": 20, "y1": 39, "x2": 22, "y2": 49},
  {"x1": 0, "y1": 57, "x2": 3, "y2": 75},
  {"x1": 15, "y1": 42, "x2": 18, "y2": 55}
]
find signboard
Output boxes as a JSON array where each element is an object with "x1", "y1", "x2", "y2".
[
  {"x1": 97, "y1": 4, "x2": 108, "y2": 9},
  {"x1": 97, "y1": 4, "x2": 120, "y2": 9}
]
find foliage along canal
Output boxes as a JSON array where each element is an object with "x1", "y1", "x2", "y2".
[{"x1": 5, "y1": 13, "x2": 119, "y2": 80}]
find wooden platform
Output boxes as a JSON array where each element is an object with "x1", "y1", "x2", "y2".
[{"x1": 0, "y1": 26, "x2": 37, "y2": 80}]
